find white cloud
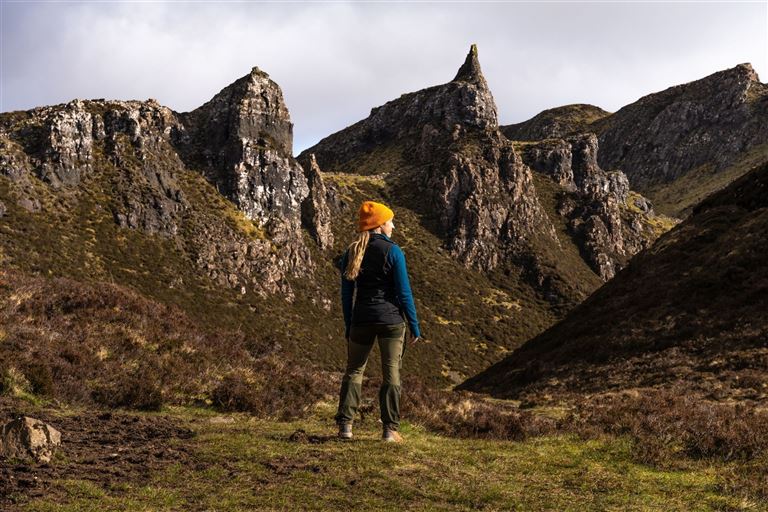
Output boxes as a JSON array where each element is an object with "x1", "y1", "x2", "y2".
[{"x1": 2, "y1": 1, "x2": 765, "y2": 154}]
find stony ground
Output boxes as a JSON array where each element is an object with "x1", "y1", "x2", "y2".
[{"x1": 2, "y1": 398, "x2": 764, "y2": 511}]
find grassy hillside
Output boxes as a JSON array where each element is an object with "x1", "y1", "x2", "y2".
[{"x1": 0, "y1": 160, "x2": 343, "y2": 376}]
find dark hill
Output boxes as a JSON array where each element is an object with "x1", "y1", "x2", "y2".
[{"x1": 458, "y1": 160, "x2": 768, "y2": 404}]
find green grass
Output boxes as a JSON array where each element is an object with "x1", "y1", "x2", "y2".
[
  {"x1": 623, "y1": 190, "x2": 680, "y2": 238},
  {"x1": 21, "y1": 402, "x2": 761, "y2": 511}
]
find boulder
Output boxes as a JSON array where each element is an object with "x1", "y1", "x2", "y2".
[{"x1": 0, "y1": 416, "x2": 61, "y2": 463}]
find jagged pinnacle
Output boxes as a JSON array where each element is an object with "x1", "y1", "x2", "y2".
[
  {"x1": 453, "y1": 44, "x2": 483, "y2": 83},
  {"x1": 734, "y1": 62, "x2": 758, "y2": 82},
  {"x1": 250, "y1": 66, "x2": 270, "y2": 79}
]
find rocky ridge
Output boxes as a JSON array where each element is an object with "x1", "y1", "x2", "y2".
[
  {"x1": 0, "y1": 67, "x2": 335, "y2": 299},
  {"x1": 176, "y1": 67, "x2": 310, "y2": 247},
  {"x1": 595, "y1": 63, "x2": 768, "y2": 191},
  {"x1": 302, "y1": 45, "x2": 669, "y2": 295},
  {"x1": 501, "y1": 64, "x2": 768, "y2": 217},
  {"x1": 500, "y1": 104, "x2": 610, "y2": 142}
]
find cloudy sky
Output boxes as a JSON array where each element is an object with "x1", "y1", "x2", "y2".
[{"x1": 2, "y1": 1, "x2": 765, "y2": 154}]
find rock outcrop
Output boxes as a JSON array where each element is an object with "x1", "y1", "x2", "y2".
[
  {"x1": 305, "y1": 44, "x2": 498, "y2": 170},
  {"x1": 177, "y1": 67, "x2": 309, "y2": 248},
  {"x1": 297, "y1": 153, "x2": 335, "y2": 250},
  {"x1": 1, "y1": 99, "x2": 187, "y2": 236},
  {"x1": 0, "y1": 67, "x2": 317, "y2": 298},
  {"x1": 517, "y1": 133, "x2": 672, "y2": 279},
  {"x1": 415, "y1": 127, "x2": 557, "y2": 274},
  {"x1": 0, "y1": 416, "x2": 61, "y2": 463},
  {"x1": 301, "y1": 45, "x2": 573, "y2": 303}
]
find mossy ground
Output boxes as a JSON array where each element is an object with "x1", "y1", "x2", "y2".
[{"x1": 17, "y1": 402, "x2": 761, "y2": 512}]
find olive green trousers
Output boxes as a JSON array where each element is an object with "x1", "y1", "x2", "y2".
[{"x1": 334, "y1": 322, "x2": 407, "y2": 431}]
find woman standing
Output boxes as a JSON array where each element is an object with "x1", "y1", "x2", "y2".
[{"x1": 335, "y1": 200, "x2": 421, "y2": 442}]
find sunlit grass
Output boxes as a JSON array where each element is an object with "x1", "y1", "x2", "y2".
[{"x1": 21, "y1": 403, "x2": 758, "y2": 512}]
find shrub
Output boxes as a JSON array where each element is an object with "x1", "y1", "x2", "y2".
[
  {"x1": 566, "y1": 389, "x2": 768, "y2": 465},
  {"x1": 210, "y1": 360, "x2": 334, "y2": 421},
  {"x1": 0, "y1": 366, "x2": 32, "y2": 396},
  {"x1": 401, "y1": 376, "x2": 556, "y2": 441},
  {"x1": 91, "y1": 369, "x2": 164, "y2": 411},
  {"x1": 22, "y1": 362, "x2": 54, "y2": 396}
]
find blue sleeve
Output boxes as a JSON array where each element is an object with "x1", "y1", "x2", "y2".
[
  {"x1": 387, "y1": 245, "x2": 421, "y2": 338},
  {"x1": 339, "y1": 250, "x2": 355, "y2": 338}
]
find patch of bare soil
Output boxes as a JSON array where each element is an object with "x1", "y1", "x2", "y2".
[{"x1": 0, "y1": 398, "x2": 194, "y2": 508}]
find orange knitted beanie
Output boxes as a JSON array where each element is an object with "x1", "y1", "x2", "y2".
[{"x1": 358, "y1": 201, "x2": 394, "y2": 232}]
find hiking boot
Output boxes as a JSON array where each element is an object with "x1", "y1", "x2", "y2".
[
  {"x1": 337, "y1": 422, "x2": 353, "y2": 440},
  {"x1": 382, "y1": 427, "x2": 403, "y2": 443}
]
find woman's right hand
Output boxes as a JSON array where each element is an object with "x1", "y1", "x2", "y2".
[{"x1": 408, "y1": 333, "x2": 422, "y2": 344}]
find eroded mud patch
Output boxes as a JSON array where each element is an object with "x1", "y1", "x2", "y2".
[{"x1": 0, "y1": 398, "x2": 194, "y2": 508}]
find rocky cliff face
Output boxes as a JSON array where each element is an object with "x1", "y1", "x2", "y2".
[
  {"x1": 517, "y1": 133, "x2": 674, "y2": 279},
  {"x1": 0, "y1": 66, "x2": 326, "y2": 299},
  {"x1": 1, "y1": 98, "x2": 188, "y2": 234},
  {"x1": 301, "y1": 45, "x2": 581, "y2": 305},
  {"x1": 176, "y1": 67, "x2": 309, "y2": 248},
  {"x1": 297, "y1": 153, "x2": 335, "y2": 251},
  {"x1": 595, "y1": 64, "x2": 768, "y2": 190},
  {"x1": 412, "y1": 125, "x2": 559, "y2": 278}
]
